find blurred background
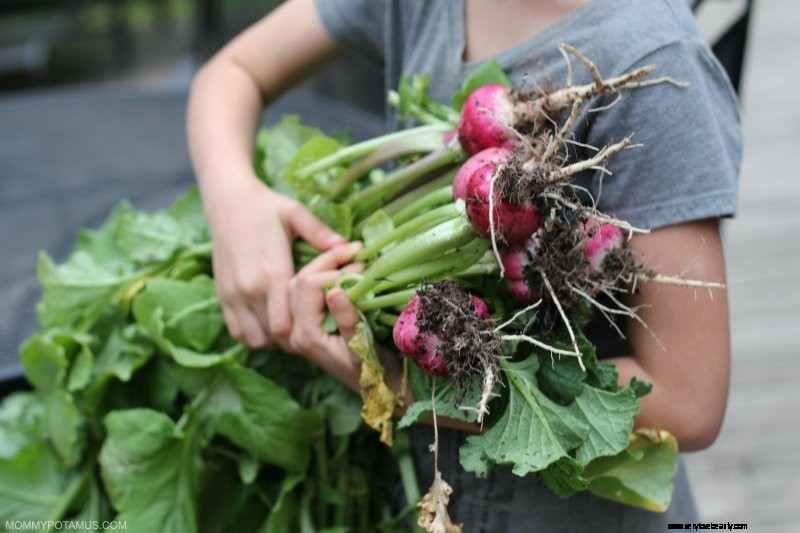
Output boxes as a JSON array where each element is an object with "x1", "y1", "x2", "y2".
[{"x1": 1, "y1": 0, "x2": 797, "y2": 531}]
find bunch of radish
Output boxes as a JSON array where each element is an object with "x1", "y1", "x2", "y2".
[{"x1": 260, "y1": 44, "x2": 720, "y2": 526}]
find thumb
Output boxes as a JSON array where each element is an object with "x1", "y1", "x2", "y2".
[
  {"x1": 326, "y1": 288, "x2": 361, "y2": 343},
  {"x1": 289, "y1": 204, "x2": 346, "y2": 250}
]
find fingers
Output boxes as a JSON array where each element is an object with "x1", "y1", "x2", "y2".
[
  {"x1": 288, "y1": 270, "x2": 341, "y2": 355},
  {"x1": 302, "y1": 241, "x2": 362, "y2": 274},
  {"x1": 326, "y1": 288, "x2": 361, "y2": 343},
  {"x1": 285, "y1": 242, "x2": 361, "y2": 352},
  {"x1": 288, "y1": 203, "x2": 347, "y2": 251}
]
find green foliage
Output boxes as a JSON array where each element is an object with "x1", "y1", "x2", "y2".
[{"x1": 2, "y1": 179, "x2": 398, "y2": 531}]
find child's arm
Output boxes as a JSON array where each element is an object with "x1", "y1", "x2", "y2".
[
  {"x1": 609, "y1": 218, "x2": 731, "y2": 451},
  {"x1": 187, "y1": 0, "x2": 346, "y2": 349}
]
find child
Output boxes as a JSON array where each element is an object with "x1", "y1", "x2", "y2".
[{"x1": 187, "y1": 0, "x2": 741, "y2": 530}]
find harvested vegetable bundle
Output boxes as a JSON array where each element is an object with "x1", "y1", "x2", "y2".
[{"x1": 0, "y1": 44, "x2": 722, "y2": 533}]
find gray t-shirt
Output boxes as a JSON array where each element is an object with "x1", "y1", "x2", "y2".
[
  {"x1": 314, "y1": 0, "x2": 741, "y2": 530},
  {"x1": 315, "y1": 0, "x2": 741, "y2": 229}
]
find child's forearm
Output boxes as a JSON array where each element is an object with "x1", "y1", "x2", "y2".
[
  {"x1": 187, "y1": 58, "x2": 266, "y2": 221},
  {"x1": 607, "y1": 352, "x2": 727, "y2": 452}
]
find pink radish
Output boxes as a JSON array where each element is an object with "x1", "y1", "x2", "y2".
[
  {"x1": 499, "y1": 231, "x2": 542, "y2": 303},
  {"x1": 465, "y1": 163, "x2": 541, "y2": 245},
  {"x1": 452, "y1": 146, "x2": 513, "y2": 201},
  {"x1": 393, "y1": 292, "x2": 491, "y2": 377},
  {"x1": 458, "y1": 85, "x2": 518, "y2": 156},
  {"x1": 581, "y1": 220, "x2": 624, "y2": 272}
]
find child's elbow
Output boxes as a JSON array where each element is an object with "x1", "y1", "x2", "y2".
[{"x1": 675, "y1": 400, "x2": 727, "y2": 452}]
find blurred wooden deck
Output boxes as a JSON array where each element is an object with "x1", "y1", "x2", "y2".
[{"x1": 684, "y1": 1, "x2": 800, "y2": 531}]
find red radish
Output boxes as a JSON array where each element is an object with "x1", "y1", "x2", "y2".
[
  {"x1": 499, "y1": 231, "x2": 542, "y2": 303},
  {"x1": 458, "y1": 85, "x2": 518, "y2": 156},
  {"x1": 581, "y1": 220, "x2": 624, "y2": 272},
  {"x1": 393, "y1": 295, "x2": 448, "y2": 377},
  {"x1": 452, "y1": 146, "x2": 513, "y2": 200},
  {"x1": 465, "y1": 163, "x2": 541, "y2": 245},
  {"x1": 393, "y1": 291, "x2": 492, "y2": 378},
  {"x1": 507, "y1": 279, "x2": 538, "y2": 304}
]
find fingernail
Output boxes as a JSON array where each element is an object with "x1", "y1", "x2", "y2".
[
  {"x1": 329, "y1": 234, "x2": 347, "y2": 245},
  {"x1": 350, "y1": 241, "x2": 363, "y2": 252},
  {"x1": 330, "y1": 291, "x2": 347, "y2": 308}
]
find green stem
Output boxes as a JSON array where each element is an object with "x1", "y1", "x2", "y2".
[
  {"x1": 313, "y1": 435, "x2": 331, "y2": 526},
  {"x1": 371, "y1": 238, "x2": 488, "y2": 294},
  {"x1": 47, "y1": 466, "x2": 90, "y2": 528},
  {"x1": 295, "y1": 123, "x2": 450, "y2": 179},
  {"x1": 326, "y1": 130, "x2": 446, "y2": 200},
  {"x1": 391, "y1": 186, "x2": 455, "y2": 227},
  {"x1": 345, "y1": 217, "x2": 476, "y2": 302},
  {"x1": 356, "y1": 288, "x2": 417, "y2": 312},
  {"x1": 381, "y1": 170, "x2": 456, "y2": 219},
  {"x1": 456, "y1": 258, "x2": 500, "y2": 277},
  {"x1": 345, "y1": 144, "x2": 465, "y2": 217},
  {"x1": 387, "y1": 91, "x2": 460, "y2": 125},
  {"x1": 355, "y1": 203, "x2": 459, "y2": 262},
  {"x1": 182, "y1": 241, "x2": 213, "y2": 258},
  {"x1": 300, "y1": 489, "x2": 316, "y2": 533},
  {"x1": 392, "y1": 430, "x2": 425, "y2": 533},
  {"x1": 377, "y1": 312, "x2": 399, "y2": 327},
  {"x1": 333, "y1": 443, "x2": 350, "y2": 526}
]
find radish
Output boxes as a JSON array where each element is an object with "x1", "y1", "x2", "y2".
[
  {"x1": 499, "y1": 232, "x2": 542, "y2": 303},
  {"x1": 393, "y1": 294, "x2": 449, "y2": 377},
  {"x1": 452, "y1": 146, "x2": 513, "y2": 201},
  {"x1": 458, "y1": 84, "x2": 518, "y2": 156},
  {"x1": 465, "y1": 162, "x2": 541, "y2": 245},
  {"x1": 392, "y1": 282, "x2": 498, "y2": 383},
  {"x1": 581, "y1": 219, "x2": 624, "y2": 273}
]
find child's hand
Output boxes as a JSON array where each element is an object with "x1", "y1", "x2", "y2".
[
  {"x1": 286, "y1": 242, "x2": 367, "y2": 391},
  {"x1": 208, "y1": 178, "x2": 346, "y2": 349}
]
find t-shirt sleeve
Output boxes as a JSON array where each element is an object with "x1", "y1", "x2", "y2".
[
  {"x1": 583, "y1": 38, "x2": 742, "y2": 230},
  {"x1": 314, "y1": 0, "x2": 386, "y2": 68}
]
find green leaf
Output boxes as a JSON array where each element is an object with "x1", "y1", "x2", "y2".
[
  {"x1": 0, "y1": 392, "x2": 43, "y2": 460},
  {"x1": 398, "y1": 366, "x2": 478, "y2": 428},
  {"x1": 114, "y1": 210, "x2": 192, "y2": 264},
  {"x1": 261, "y1": 473, "x2": 304, "y2": 533},
  {"x1": 135, "y1": 306, "x2": 239, "y2": 368},
  {"x1": 20, "y1": 333, "x2": 85, "y2": 467},
  {"x1": 537, "y1": 456, "x2": 589, "y2": 498},
  {"x1": 99, "y1": 409, "x2": 199, "y2": 532},
  {"x1": 283, "y1": 136, "x2": 342, "y2": 194},
  {"x1": 205, "y1": 364, "x2": 321, "y2": 472},
  {"x1": 132, "y1": 277, "x2": 223, "y2": 353},
  {"x1": 0, "y1": 439, "x2": 78, "y2": 523},
  {"x1": 36, "y1": 251, "x2": 135, "y2": 329},
  {"x1": 80, "y1": 326, "x2": 155, "y2": 415},
  {"x1": 460, "y1": 357, "x2": 587, "y2": 477},
  {"x1": 536, "y1": 350, "x2": 586, "y2": 403},
  {"x1": 628, "y1": 376, "x2": 653, "y2": 398},
  {"x1": 584, "y1": 430, "x2": 679, "y2": 512},
  {"x1": 76, "y1": 201, "x2": 138, "y2": 274},
  {"x1": 571, "y1": 386, "x2": 639, "y2": 465},
  {"x1": 306, "y1": 195, "x2": 353, "y2": 239},
  {"x1": 256, "y1": 115, "x2": 329, "y2": 196},
  {"x1": 167, "y1": 187, "x2": 209, "y2": 243},
  {"x1": 452, "y1": 60, "x2": 513, "y2": 111},
  {"x1": 393, "y1": 74, "x2": 458, "y2": 124},
  {"x1": 360, "y1": 210, "x2": 395, "y2": 247},
  {"x1": 317, "y1": 375, "x2": 364, "y2": 437}
]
